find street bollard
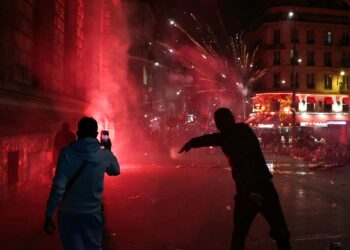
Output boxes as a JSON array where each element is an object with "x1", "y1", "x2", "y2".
[{"x1": 329, "y1": 241, "x2": 341, "y2": 250}]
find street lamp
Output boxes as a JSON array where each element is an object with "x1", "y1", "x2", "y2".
[
  {"x1": 288, "y1": 11, "x2": 294, "y2": 19},
  {"x1": 290, "y1": 11, "x2": 297, "y2": 127},
  {"x1": 289, "y1": 6, "x2": 298, "y2": 146}
]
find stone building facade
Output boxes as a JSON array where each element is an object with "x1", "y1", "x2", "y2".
[{"x1": 0, "y1": 0, "x2": 105, "y2": 200}]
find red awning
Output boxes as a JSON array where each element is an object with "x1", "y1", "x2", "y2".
[
  {"x1": 295, "y1": 96, "x2": 300, "y2": 103},
  {"x1": 324, "y1": 97, "x2": 333, "y2": 105},
  {"x1": 343, "y1": 98, "x2": 349, "y2": 105},
  {"x1": 306, "y1": 96, "x2": 316, "y2": 104}
]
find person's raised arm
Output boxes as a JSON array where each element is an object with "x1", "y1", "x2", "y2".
[
  {"x1": 179, "y1": 133, "x2": 221, "y2": 153},
  {"x1": 106, "y1": 153, "x2": 120, "y2": 176}
]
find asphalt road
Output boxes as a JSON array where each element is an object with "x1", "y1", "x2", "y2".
[{"x1": 1, "y1": 150, "x2": 350, "y2": 250}]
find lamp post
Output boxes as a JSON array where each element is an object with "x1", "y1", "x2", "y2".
[
  {"x1": 289, "y1": 10, "x2": 297, "y2": 127},
  {"x1": 289, "y1": 6, "x2": 299, "y2": 146}
]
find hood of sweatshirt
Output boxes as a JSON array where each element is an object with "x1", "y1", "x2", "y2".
[{"x1": 71, "y1": 138, "x2": 101, "y2": 154}]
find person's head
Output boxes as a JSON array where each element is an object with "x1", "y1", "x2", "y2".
[
  {"x1": 214, "y1": 108, "x2": 236, "y2": 133},
  {"x1": 76, "y1": 117, "x2": 98, "y2": 139}
]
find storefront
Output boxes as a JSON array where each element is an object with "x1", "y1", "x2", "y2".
[{"x1": 247, "y1": 93, "x2": 350, "y2": 145}]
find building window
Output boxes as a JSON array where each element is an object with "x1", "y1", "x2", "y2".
[
  {"x1": 341, "y1": 53, "x2": 350, "y2": 67},
  {"x1": 290, "y1": 72, "x2": 299, "y2": 88},
  {"x1": 325, "y1": 31, "x2": 332, "y2": 45},
  {"x1": 324, "y1": 74, "x2": 332, "y2": 89},
  {"x1": 339, "y1": 75, "x2": 349, "y2": 91},
  {"x1": 307, "y1": 51, "x2": 314, "y2": 66},
  {"x1": 307, "y1": 30, "x2": 315, "y2": 44},
  {"x1": 273, "y1": 29, "x2": 280, "y2": 44},
  {"x1": 291, "y1": 29, "x2": 299, "y2": 43},
  {"x1": 290, "y1": 50, "x2": 298, "y2": 65},
  {"x1": 307, "y1": 104, "x2": 315, "y2": 112},
  {"x1": 343, "y1": 98, "x2": 349, "y2": 112},
  {"x1": 341, "y1": 33, "x2": 349, "y2": 46},
  {"x1": 324, "y1": 97, "x2": 333, "y2": 112},
  {"x1": 307, "y1": 73, "x2": 315, "y2": 89},
  {"x1": 324, "y1": 104, "x2": 332, "y2": 112},
  {"x1": 324, "y1": 52, "x2": 332, "y2": 67},
  {"x1": 346, "y1": 75, "x2": 350, "y2": 89},
  {"x1": 273, "y1": 73, "x2": 281, "y2": 88},
  {"x1": 274, "y1": 51, "x2": 280, "y2": 65},
  {"x1": 306, "y1": 97, "x2": 315, "y2": 112},
  {"x1": 341, "y1": 75, "x2": 350, "y2": 90}
]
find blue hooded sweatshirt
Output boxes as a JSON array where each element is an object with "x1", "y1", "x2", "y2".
[{"x1": 46, "y1": 138, "x2": 120, "y2": 218}]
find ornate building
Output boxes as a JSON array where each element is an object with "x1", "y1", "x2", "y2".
[
  {"x1": 249, "y1": 0, "x2": 350, "y2": 138},
  {"x1": 0, "y1": 0, "x2": 105, "y2": 200}
]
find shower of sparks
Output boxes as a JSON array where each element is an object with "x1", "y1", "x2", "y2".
[
  {"x1": 229, "y1": 35, "x2": 267, "y2": 88},
  {"x1": 156, "y1": 14, "x2": 266, "y2": 97}
]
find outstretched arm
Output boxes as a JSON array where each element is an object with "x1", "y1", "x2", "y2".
[{"x1": 179, "y1": 133, "x2": 222, "y2": 153}]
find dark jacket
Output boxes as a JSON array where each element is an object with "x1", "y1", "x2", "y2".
[
  {"x1": 189, "y1": 123, "x2": 272, "y2": 194},
  {"x1": 46, "y1": 138, "x2": 120, "y2": 218}
]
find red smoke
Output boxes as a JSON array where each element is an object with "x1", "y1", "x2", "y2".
[{"x1": 82, "y1": 1, "x2": 147, "y2": 162}]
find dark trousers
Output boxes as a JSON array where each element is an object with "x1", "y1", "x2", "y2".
[
  {"x1": 231, "y1": 182, "x2": 291, "y2": 250},
  {"x1": 58, "y1": 210, "x2": 104, "y2": 250}
]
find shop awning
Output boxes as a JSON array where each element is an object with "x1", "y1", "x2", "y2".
[
  {"x1": 343, "y1": 98, "x2": 349, "y2": 105},
  {"x1": 307, "y1": 96, "x2": 316, "y2": 104},
  {"x1": 324, "y1": 97, "x2": 333, "y2": 105}
]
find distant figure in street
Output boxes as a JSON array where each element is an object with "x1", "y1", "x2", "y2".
[
  {"x1": 44, "y1": 117, "x2": 120, "y2": 250},
  {"x1": 52, "y1": 122, "x2": 76, "y2": 177},
  {"x1": 179, "y1": 108, "x2": 291, "y2": 250}
]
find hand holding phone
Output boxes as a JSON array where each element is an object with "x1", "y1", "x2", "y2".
[{"x1": 100, "y1": 130, "x2": 112, "y2": 150}]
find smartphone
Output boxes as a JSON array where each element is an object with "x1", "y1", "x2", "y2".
[{"x1": 100, "y1": 130, "x2": 109, "y2": 144}]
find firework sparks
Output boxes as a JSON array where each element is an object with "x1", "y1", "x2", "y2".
[
  {"x1": 129, "y1": 13, "x2": 266, "y2": 120},
  {"x1": 162, "y1": 14, "x2": 266, "y2": 98}
]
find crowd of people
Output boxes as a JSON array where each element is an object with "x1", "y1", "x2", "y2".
[{"x1": 258, "y1": 128, "x2": 350, "y2": 166}]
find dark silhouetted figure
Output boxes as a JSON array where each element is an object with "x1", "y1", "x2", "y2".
[
  {"x1": 179, "y1": 108, "x2": 291, "y2": 250},
  {"x1": 45, "y1": 117, "x2": 120, "y2": 250},
  {"x1": 52, "y1": 122, "x2": 76, "y2": 176}
]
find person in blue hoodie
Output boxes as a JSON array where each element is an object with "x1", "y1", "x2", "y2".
[{"x1": 44, "y1": 117, "x2": 120, "y2": 250}]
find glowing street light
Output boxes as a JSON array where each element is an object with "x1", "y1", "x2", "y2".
[
  {"x1": 288, "y1": 11, "x2": 294, "y2": 19},
  {"x1": 154, "y1": 62, "x2": 160, "y2": 67},
  {"x1": 169, "y1": 19, "x2": 176, "y2": 26},
  {"x1": 340, "y1": 70, "x2": 345, "y2": 76}
]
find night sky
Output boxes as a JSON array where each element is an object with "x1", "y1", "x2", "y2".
[{"x1": 147, "y1": 0, "x2": 264, "y2": 34}]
